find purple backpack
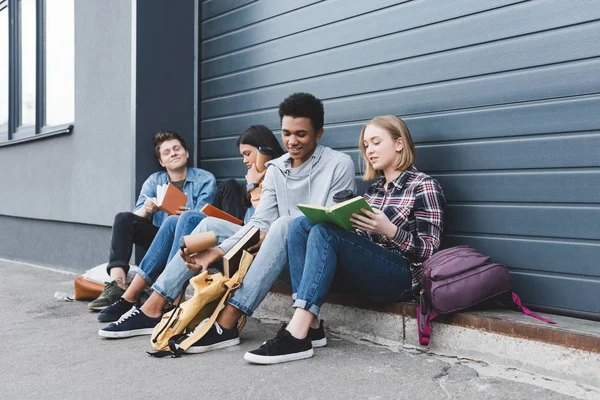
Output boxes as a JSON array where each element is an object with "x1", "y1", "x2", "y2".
[{"x1": 416, "y1": 245, "x2": 555, "y2": 346}]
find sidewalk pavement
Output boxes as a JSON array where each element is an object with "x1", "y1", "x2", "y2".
[{"x1": 0, "y1": 259, "x2": 588, "y2": 400}]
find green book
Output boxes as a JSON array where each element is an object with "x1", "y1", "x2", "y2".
[{"x1": 297, "y1": 196, "x2": 373, "y2": 231}]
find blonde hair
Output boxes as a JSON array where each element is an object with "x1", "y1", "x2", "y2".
[{"x1": 359, "y1": 116, "x2": 416, "y2": 181}]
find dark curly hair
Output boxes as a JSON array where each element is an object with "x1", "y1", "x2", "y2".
[
  {"x1": 278, "y1": 92, "x2": 324, "y2": 132},
  {"x1": 153, "y1": 131, "x2": 188, "y2": 160}
]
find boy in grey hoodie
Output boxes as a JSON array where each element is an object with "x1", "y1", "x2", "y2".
[{"x1": 98, "y1": 93, "x2": 356, "y2": 342}]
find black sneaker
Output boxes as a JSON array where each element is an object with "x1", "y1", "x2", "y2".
[
  {"x1": 173, "y1": 319, "x2": 240, "y2": 354},
  {"x1": 98, "y1": 307, "x2": 161, "y2": 338},
  {"x1": 308, "y1": 319, "x2": 327, "y2": 348},
  {"x1": 97, "y1": 298, "x2": 136, "y2": 323},
  {"x1": 244, "y1": 324, "x2": 313, "y2": 365}
]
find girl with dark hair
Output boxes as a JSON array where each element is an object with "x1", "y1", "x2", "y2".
[{"x1": 213, "y1": 125, "x2": 285, "y2": 223}]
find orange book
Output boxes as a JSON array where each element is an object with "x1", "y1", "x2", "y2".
[
  {"x1": 201, "y1": 204, "x2": 243, "y2": 225},
  {"x1": 145, "y1": 183, "x2": 188, "y2": 215}
]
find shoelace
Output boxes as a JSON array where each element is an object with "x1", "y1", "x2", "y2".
[
  {"x1": 186, "y1": 318, "x2": 223, "y2": 338},
  {"x1": 114, "y1": 307, "x2": 139, "y2": 326}
]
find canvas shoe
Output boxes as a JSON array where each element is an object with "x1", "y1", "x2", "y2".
[
  {"x1": 244, "y1": 324, "x2": 313, "y2": 365},
  {"x1": 98, "y1": 307, "x2": 161, "y2": 338},
  {"x1": 88, "y1": 281, "x2": 127, "y2": 311},
  {"x1": 172, "y1": 319, "x2": 240, "y2": 354},
  {"x1": 308, "y1": 319, "x2": 327, "y2": 348},
  {"x1": 97, "y1": 298, "x2": 136, "y2": 323}
]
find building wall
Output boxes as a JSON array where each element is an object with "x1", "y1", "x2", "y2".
[
  {"x1": 0, "y1": 0, "x2": 134, "y2": 269},
  {"x1": 198, "y1": 0, "x2": 600, "y2": 318}
]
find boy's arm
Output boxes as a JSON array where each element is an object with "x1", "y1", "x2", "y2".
[
  {"x1": 133, "y1": 175, "x2": 158, "y2": 219},
  {"x1": 218, "y1": 167, "x2": 279, "y2": 254},
  {"x1": 191, "y1": 172, "x2": 217, "y2": 211},
  {"x1": 324, "y1": 154, "x2": 358, "y2": 207}
]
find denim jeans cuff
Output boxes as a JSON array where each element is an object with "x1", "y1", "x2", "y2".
[
  {"x1": 292, "y1": 299, "x2": 320, "y2": 317},
  {"x1": 137, "y1": 269, "x2": 154, "y2": 286},
  {"x1": 228, "y1": 298, "x2": 253, "y2": 317},
  {"x1": 151, "y1": 283, "x2": 174, "y2": 304},
  {"x1": 292, "y1": 292, "x2": 297, "y2": 301}
]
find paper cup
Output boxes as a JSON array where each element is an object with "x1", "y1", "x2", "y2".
[
  {"x1": 256, "y1": 146, "x2": 274, "y2": 173},
  {"x1": 179, "y1": 231, "x2": 217, "y2": 254}
]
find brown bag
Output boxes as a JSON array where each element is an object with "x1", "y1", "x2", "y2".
[{"x1": 74, "y1": 276, "x2": 105, "y2": 301}]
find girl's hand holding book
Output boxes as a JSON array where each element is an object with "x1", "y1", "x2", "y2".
[{"x1": 350, "y1": 208, "x2": 398, "y2": 238}]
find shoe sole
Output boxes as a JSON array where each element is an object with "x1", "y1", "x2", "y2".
[
  {"x1": 88, "y1": 305, "x2": 108, "y2": 311},
  {"x1": 244, "y1": 348, "x2": 314, "y2": 365},
  {"x1": 185, "y1": 338, "x2": 241, "y2": 354},
  {"x1": 98, "y1": 328, "x2": 155, "y2": 338},
  {"x1": 311, "y1": 338, "x2": 327, "y2": 348}
]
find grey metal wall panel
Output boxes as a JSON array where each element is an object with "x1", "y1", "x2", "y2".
[
  {"x1": 202, "y1": 0, "x2": 256, "y2": 22},
  {"x1": 202, "y1": 0, "x2": 597, "y2": 97},
  {"x1": 202, "y1": 0, "x2": 321, "y2": 42},
  {"x1": 201, "y1": 0, "x2": 520, "y2": 79},
  {"x1": 444, "y1": 235, "x2": 600, "y2": 277},
  {"x1": 199, "y1": 0, "x2": 600, "y2": 318}
]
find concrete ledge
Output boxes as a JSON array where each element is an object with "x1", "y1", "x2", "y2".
[{"x1": 256, "y1": 283, "x2": 600, "y2": 388}]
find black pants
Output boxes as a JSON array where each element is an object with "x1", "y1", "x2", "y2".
[
  {"x1": 211, "y1": 179, "x2": 247, "y2": 222},
  {"x1": 107, "y1": 212, "x2": 159, "y2": 274}
]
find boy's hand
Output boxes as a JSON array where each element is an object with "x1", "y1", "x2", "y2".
[
  {"x1": 246, "y1": 231, "x2": 267, "y2": 255},
  {"x1": 143, "y1": 198, "x2": 159, "y2": 214},
  {"x1": 175, "y1": 205, "x2": 189, "y2": 216},
  {"x1": 180, "y1": 247, "x2": 224, "y2": 272},
  {"x1": 350, "y1": 208, "x2": 397, "y2": 238}
]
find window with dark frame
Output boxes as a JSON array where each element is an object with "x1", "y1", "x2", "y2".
[{"x1": 1, "y1": 0, "x2": 73, "y2": 146}]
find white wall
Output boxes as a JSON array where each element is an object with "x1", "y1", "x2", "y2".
[{"x1": 0, "y1": 0, "x2": 134, "y2": 227}]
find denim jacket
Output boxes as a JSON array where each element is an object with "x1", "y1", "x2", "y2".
[{"x1": 133, "y1": 167, "x2": 217, "y2": 227}]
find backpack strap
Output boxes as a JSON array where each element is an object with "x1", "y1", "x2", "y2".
[
  {"x1": 417, "y1": 291, "x2": 438, "y2": 346},
  {"x1": 512, "y1": 292, "x2": 556, "y2": 324},
  {"x1": 416, "y1": 291, "x2": 554, "y2": 346},
  {"x1": 169, "y1": 251, "x2": 254, "y2": 357}
]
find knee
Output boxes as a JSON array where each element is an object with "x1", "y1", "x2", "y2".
[
  {"x1": 114, "y1": 211, "x2": 134, "y2": 225},
  {"x1": 289, "y1": 216, "x2": 312, "y2": 235},
  {"x1": 269, "y1": 216, "x2": 294, "y2": 236},
  {"x1": 162, "y1": 215, "x2": 179, "y2": 229},
  {"x1": 178, "y1": 210, "x2": 203, "y2": 224},
  {"x1": 191, "y1": 216, "x2": 214, "y2": 234},
  {"x1": 310, "y1": 224, "x2": 331, "y2": 241}
]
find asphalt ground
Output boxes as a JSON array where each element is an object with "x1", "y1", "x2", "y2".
[{"x1": 0, "y1": 260, "x2": 581, "y2": 400}]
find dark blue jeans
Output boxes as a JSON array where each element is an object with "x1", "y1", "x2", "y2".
[
  {"x1": 107, "y1": 212, "x2": 159, "y2": 274},
  {"x1": 137, "y1": 211, "x2": 206, "y2": 285},
  {"x1": 288, "y1": 216, "x2": 413, "y2": 316}
]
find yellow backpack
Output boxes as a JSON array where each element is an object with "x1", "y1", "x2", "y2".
[{"x1": 149, "y1": 251, "x2": 253, "y2": 356}]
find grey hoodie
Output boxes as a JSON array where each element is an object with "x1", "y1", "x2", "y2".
[{"x1": 218, "y1": 144, "x2": 357, "y2": 253}]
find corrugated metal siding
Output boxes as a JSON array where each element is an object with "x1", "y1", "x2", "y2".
[{"x1": 199, "y1": 0, "x2": 600, "y2": 319}]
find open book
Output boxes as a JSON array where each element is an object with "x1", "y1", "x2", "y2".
[
  {"x1": 222, "y1": 226, "x2": 260, "y2": 277},
  {"x1": 144, "y1": 183, "x2": 188, "y2": 215},
  {"x1": 201, "y1": 203, "x2": 243, "y2": 226},
  {"x1": 297, "y1": 196, "x2": 373, "y2": 231}
]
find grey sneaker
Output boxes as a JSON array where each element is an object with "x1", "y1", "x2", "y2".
[{"x1": 88, "y1": 281, "x2": 126, "y2": 311}]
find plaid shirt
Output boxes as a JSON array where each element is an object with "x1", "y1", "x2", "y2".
[{"x1": 357, "y1": 166, "x2": 445, "y2": 296}]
